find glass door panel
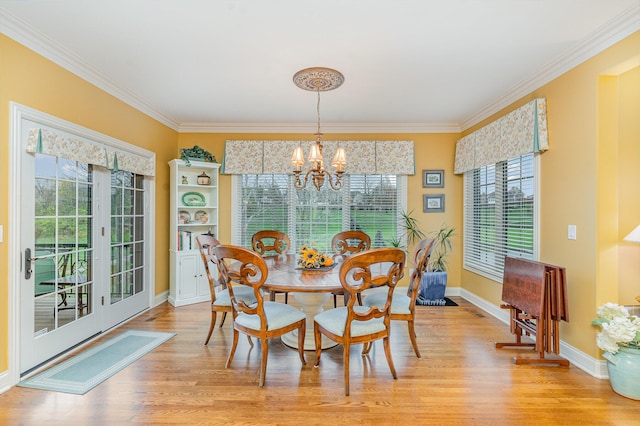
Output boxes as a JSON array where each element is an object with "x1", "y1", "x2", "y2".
[
  {"x1": 109, "y1": 170, "x2": 145, "y2": 305},
  {"x1": 22, "y1": 147, "x2": 101, "y2": 373}
]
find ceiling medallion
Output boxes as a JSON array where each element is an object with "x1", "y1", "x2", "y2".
[{"x1": 293, "y1": 67, "x2": 345, "y2": 92}]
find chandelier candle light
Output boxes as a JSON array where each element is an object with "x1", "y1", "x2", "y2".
[{"x1": 291, "y1": 67, "x2": 347, "y2": 191}]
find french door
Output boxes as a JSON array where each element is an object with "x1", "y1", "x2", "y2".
[{"x1": 18, "y1": 116, "x2": 151, "y2": 374}]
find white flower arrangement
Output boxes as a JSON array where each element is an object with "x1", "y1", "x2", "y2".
[{"x1": 592, "y1": 303, "x2": 640, "y2": 354}]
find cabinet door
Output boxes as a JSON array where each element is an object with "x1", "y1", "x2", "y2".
[
  {"x1": 197, "y1": 259, "x2": 212, "y2": 299},
  {"x1": 178, "y1": 253, "x2": 199, "y2": 300}
]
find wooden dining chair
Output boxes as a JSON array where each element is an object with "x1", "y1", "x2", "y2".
[
  {"x1": 214, "y1": 244, "x2": 306, "y2": 388},
  {"x1": 411, "y1": 237, "x2": 435, "y2": 271},
  {"x1": 363, "y1": 238, "x2": 434, "y2": 358},
  {"x1": 313, "y1": 247, "x2": 405, "y2": 396},
  {"x1": 196, "y1": 235, "x2": 257, "y2": 345},
  {"x1": 251, "y1": 230, "x2": 291, "y2": 303},
  {"x1": 330, "y1": 230, "x2": 371, "y2": 307}
]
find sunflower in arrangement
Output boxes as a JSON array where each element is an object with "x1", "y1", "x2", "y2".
[{"x1": 298, "y1": 244, "x2": 334, "y2": 269}]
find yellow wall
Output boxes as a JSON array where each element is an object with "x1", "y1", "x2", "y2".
[
  {"x1": 0, "y1": 35, "x2": 178, "y2": 372},
  {"x1": 618, "y1": 66, "x2": 640, "y2": 304},
  {"x1": 460, "y1": 31, "x2": 640, "y2": 357}
]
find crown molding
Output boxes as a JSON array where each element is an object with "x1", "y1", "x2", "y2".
[
  {"x1": 0, "y1": 9, "x2": 180, "y2": 131},
  {"x1": 460, "y1": 3, "x2": 640, "y2": 131},
  {"x1": 178, "y1": 121, "x2": 461, "y2": 134}
]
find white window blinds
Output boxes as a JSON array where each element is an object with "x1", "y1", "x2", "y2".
[
  {"x1": 463, "y1": 153, "x2": 536, "y2": 281},
  {"x1": 232, "y1": 174, "x2": 406, "y2": 254}
]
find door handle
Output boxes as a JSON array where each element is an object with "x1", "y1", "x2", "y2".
[{"x1": 25, "y1": 248, "x2": 32, "y2": 279}]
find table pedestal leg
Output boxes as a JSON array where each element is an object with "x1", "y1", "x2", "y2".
[{"x1": 280, "y1": 292, "x2": 338, "y2": 351}]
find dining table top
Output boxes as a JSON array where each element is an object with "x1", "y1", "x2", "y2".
[{"x1": 262, "y1": 254, "x2": 344, "y2": 293}]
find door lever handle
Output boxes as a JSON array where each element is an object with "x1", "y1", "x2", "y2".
[{"x1": 25, "y1": 248, "x2": 32, "y2": 279}]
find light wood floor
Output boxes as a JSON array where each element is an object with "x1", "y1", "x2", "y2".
[{"x1": 2, "y1": 296, "x2": 639, "y2": 425}]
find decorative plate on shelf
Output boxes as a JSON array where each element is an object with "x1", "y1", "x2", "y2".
[
  {"x1": 194, "y1": 210, "x2": 208, "y2": 224},
  {"x1": 182, "y1": 191, "x2": 206, "y2": 206},
  {"x1": 178, "y1": 210, "x2": 191, "y2": 224}
]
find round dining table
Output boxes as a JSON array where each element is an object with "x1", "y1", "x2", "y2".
[{"x1": 262, "y1": 254, "x2": 343, "y2": 350}]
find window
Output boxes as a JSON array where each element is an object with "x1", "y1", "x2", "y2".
[
  {"x1": 232, "y1": 174, "x2": 406, "y2": 253},
  {"x1": 463, "y1": 153, "x2": 537, "y2": 281}
]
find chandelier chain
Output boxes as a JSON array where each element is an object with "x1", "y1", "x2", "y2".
[{"x1": 316, "y1": 89, "x2": 321, "y2": 135}]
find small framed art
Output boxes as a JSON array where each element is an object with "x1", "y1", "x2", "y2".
[
  {"x1": 422, "y1": 170, "x2": 444, "y2": 188},
  {"x1": 424, "y1": 194, "x2": 445, "y2": 213}
]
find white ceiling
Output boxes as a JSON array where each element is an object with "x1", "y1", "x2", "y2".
[{"x1": 1, "y1": 1, "x2": 638, "y2": 133}]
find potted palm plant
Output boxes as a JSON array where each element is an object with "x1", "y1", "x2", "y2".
[
  {"x1": 391, "y1": 209, "x2": 426, "y2": 249},
  {"x1": 418, "y1": 223, "x2": 455, "y2": 305}
]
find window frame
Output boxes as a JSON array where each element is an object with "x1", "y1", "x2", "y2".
[{"x1": 462, "y1": 153, "x2": 540, "y2": 283}]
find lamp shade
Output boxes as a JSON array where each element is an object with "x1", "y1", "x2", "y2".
[
  {"x1": 291, "y1": 146, "x2": 305, "y2": 166},
  {"x1": 331, "y1": 147, "x2": 347, "y2": 172},
  {"x1": 624, "y1": 225, "x2": 640, "y2": 242},
  {"x1": 308, "y1": 143, "x2": 322, "y2": 162},
  {"x1": 331, "y1": 147, "x2": 347, "y2": 165}
]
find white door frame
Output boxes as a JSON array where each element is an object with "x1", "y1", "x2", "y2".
[{"x1": 7, "y1": 102, "x2": 157, "y2": 386}]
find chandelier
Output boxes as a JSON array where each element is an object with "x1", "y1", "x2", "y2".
[{"x1": 291, "y1": 67, "x2": 347, "y2": 191}]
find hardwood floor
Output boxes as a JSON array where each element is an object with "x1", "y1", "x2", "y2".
[{"x1": 2, "y1": 296, "x2": 639, "y2": 425}]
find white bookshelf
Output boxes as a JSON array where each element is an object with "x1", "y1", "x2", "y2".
[{"x1": 168, "y1": 159, "x2": 220, "y2": 307}]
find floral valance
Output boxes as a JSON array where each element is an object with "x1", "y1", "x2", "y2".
[
  {"x1": 454, "y1": 98, "x2": 549, "y2": 174},
  {"x1": 27, "y1": 128, "x2": 155, "y2": 176},
  {"x1": 223, "y1": 140, "x2": 415, "y2": 175}
]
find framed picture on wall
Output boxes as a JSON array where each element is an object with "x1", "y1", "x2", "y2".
[
  {"x1": 422, "y1": 170, "x2": 444, "y2": 188},
  {"x1": 424, "y1": 194, "x2": 445, "y2": 213}
]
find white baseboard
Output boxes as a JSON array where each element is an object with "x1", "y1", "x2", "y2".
[
  {"x1": 457, "y1": 288, "x2": 608, "y2": 379},
  {"x1": 154, "y1": 290, "x2": 169, "y2": 307},
  {"x1": 0, "y1": 370, "x2": 10, "y2": 395}
]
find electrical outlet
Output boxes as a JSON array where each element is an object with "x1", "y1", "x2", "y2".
[{"x1": 568, "y1": 225, "x2": 577, "y2": 240}]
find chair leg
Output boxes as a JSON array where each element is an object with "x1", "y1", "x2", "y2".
[
  {"x1": 297, "y1": 321, "x2": 306, "y2": 365},
  {"x1": 225, "y1": 329, "x2": 240, "y2": 368},
  {"x1": 259, "y1": 338, "x2": 269, "y2": 387},
  {"x1": 407, "y1": 319, "x2": 421, "y2": 358},
  {"x1": 219, "y1": 311, "x2": 228, "y2": 328},
  {"x1": 343, "y1": 344, "x2": 351, "y2": 396},
  {"x1": 382, "y1": 336, "x2": 398, "y2": 380},
  {"x1": 284, "y1": 292, "x2": 288, "y2": 304},
  {"x1": 204, "y1": 311, "x2": 217, "y2": 345},
  {"x1": 314, "y1": 322, "x2": 322, "y2": 367},
  {"x1": 357, "y1": 293, "x2": 362, "y2": 305},
  {"x1": 334, "y1": 294, "x2": 338, "y2": 308},
  {"x1": 270, "y1": 291, "x2": 276, "y2": 302}
]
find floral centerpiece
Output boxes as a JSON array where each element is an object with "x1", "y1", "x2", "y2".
[
  {"x1": 592, "y1": 303, "x2": 640, "y2": 354},
  {"x1": 298, "y1": 244, "x2": 334, "y2": 269}
]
